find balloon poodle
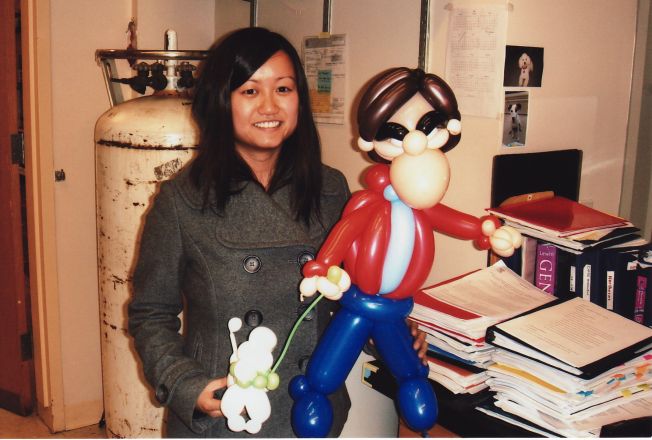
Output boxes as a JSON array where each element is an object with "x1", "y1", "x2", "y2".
[
  {"x1": 289, "y1": 67, "x2": 522, "y2": 437},
  {"x1": 221, "y1": 317, "x2": 280, "y2": 434}
]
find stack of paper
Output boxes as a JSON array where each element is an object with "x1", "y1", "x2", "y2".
[
  {"x1": 425, "y1": 354, "x2": 490, "y2": 394},
  {"x1": 409, "y1": 261, "x2": 555, "y2": 394},
  {"x1": 481, "y1": 296, "x2": 652, "y2": 437},
  {"x1": 481, "y1": 350, "x2": 652, "y2": 437}
]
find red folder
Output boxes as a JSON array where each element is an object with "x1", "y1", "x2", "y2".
[{"x1": 486, "y1": 196, "x2": 628, "y2": 237}]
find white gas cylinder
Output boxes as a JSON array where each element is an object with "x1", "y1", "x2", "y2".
[{"x1": 94, "y1": 92, "x2": 197, "y2": 437}]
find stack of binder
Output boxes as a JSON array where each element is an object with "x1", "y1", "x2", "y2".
[
  {"x1": 407, "y1": 262, "x2": 652, "y2": 436},
  {"x1": 486, "y1": 194, "x2": 642, "y2": 252},
  {"x1": 409, "y1": 262, "x2": 555, "y2": 394},
  {"x1": 486, "y1": 194, "x2": 649, "y2": 322},
  {"x1": 481, "y1": 297, "x2": 652, "y2": 437}
]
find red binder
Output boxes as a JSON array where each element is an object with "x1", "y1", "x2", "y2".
[{"x1": 487, "y1": 195, "x2": 629, "y2": 237}]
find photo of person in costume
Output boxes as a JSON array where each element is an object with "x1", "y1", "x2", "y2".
[{"x1": 290, "y1": 67, "x2": 522, "y2": 437}]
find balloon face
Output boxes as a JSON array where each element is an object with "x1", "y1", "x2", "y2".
[
  {"x1": 372, "y1": 94, "x2": 434, "y2": 161},
  {"x1": 390, "y1": 149, "x2": 450, "y2": 209}
]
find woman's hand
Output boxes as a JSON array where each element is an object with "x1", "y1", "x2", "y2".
[
  {"x1": 195, "y1": 377, "x2": 228, "y2": 418},
  {"x1": 408, "y1": 319, "x2": 429, "y2": 366}
]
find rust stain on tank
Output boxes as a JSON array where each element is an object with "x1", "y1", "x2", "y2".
[
  {"x1": 138, "y1": 427, "x2": 159, "y2": 435},
  {"x1": 154, "y1": 158, "x2": 183, "y2": 180},
  {"x1": 97, "y1": 139, "x2": 197, "y2": 150},
  {"x1": 103, "y1": 320, "x2": 118, "y2": 331},
  {"x1": 125, "y1": 178, "x2": 161, "y2": 186},
  {"x1": 111, "y1": 275, "x2": 127, "y2": 290}
]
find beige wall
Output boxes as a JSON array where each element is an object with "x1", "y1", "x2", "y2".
[{"x1": 39, "y1": 0, "x2": 640, "y2": 432}]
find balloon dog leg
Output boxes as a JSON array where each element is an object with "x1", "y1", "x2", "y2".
[
  {"x1": 290, "y1": 306, "x2": 372, "y2": 437},
  {"x1": 372, "y1": 318, "x2": 438, "y2": 433}
]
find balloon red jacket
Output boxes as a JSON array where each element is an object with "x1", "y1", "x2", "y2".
[{"x1": 303, "y1": 164, "x2": 498, "y2": 300}]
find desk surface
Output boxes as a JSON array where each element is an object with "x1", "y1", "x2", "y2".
[{"x1": 399, "y1": 419, "x2": 457, "y2": 438}]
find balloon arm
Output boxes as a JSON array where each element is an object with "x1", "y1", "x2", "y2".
[
  {"x1": 422, "y1": 203, "x2": 485, "y2": 240},
  {"x1": 303, "y1": 201, "x2": 383, "y2": 277}
]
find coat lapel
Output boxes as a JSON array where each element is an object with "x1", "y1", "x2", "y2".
[
  {"x1": 173, "y1": 167, "x2": 332, "y2": 249},
  {"x1": 214, "y1": 182, "x2": 322, "y2": 249}
]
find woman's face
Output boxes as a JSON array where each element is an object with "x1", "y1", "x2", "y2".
[{"x1": 231, "y1": 51, "x2": 299, "y2": 156}]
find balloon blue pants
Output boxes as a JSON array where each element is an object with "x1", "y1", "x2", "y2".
[{"x1": 289, "y1": 285, "x2": 438, "y2": 437}]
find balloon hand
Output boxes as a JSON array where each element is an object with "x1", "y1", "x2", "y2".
[
  {"x1": 299, "y1": 266, "x2": 351, "y2": 301},
  {"x1": 482, "y1": 219, "x2": 523, "y2": 258}
]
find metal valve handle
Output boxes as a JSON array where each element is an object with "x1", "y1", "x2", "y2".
[{"x1": 95, "y1": 49, "x2": 208, "y2": 107}]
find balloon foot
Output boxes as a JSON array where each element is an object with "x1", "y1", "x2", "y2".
[{"x1": 420, "y1": 431, "x2": 430, "y2": 438}]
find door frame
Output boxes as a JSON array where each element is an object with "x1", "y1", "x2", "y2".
[{"x1": 20, "y1": 0, "x2": 65, "y2": 431}]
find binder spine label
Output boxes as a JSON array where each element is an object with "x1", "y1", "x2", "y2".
[
  {"x1": 535, "y1": 244, "x2": 557, "y2": 295},
  {"x1": 606, "y1": 270, "x2": 615, "y2": 310},
  {"x1": 570, "y1": 266, "x2": 576, "y2": 293},
  {"x1": 634, "y1": 275, "x2": 647, "y2": 324},
  {"x1": 583, "y1": 265, "x2": 592, "y2": 301}
]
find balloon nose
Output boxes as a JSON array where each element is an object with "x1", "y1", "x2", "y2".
[{"x1": 402, "y1": 130, "x2": 427, "y2": 156}]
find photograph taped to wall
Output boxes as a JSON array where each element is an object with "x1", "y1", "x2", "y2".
[
  {"x1": 504, "y1": 45, "x2": 544, "y2": 87},
  {"x1": 503, "y1": 91, "x2": 528, "y2": 147},
  {"x1": 302, "y1": 34, "x2": 346, "y2": 125}
]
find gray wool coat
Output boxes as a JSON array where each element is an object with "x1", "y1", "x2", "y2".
[{"x1": 128, "y1": 165, "x2": 352, "y2": 438}]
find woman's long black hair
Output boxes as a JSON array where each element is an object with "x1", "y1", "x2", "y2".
[{"x1": 190, "y1": 27, "x2": 322, "y2": 225}]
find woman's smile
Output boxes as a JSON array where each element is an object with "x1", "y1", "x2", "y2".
[{"x1": 253, "y1": 120, "x2": 282, "y2": 129}]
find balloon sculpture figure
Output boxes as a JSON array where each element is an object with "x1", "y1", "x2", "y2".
[
  {"x1": 221, "y1": 317, "x2": 280, "y2": 434},
  {"x1": 289, "y1": 68, "x2": 522, "y2": 437}
]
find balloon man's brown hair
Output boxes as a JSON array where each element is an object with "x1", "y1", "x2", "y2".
[{"x1": 356, "y1": 67, "x2": 462, "y2": 162}]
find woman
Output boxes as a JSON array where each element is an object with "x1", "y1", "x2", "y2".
[{"x1": 128, "y1": 27, "x2": 351, "y2": 437}]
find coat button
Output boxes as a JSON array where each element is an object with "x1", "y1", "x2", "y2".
[
  {"x1": 297, "y1": 251, "x2": 315, "y2": 267},
  {"x1": 243, "y1": 255, "x2": 261, "y2": 273},
  {"x1": 297, "y1": 303, "x2": 315, "y2": 321},
  {"x1": 244, "y1": 309, "x2": 263, "y2": 327},
  {"x1": 155, "y1": 384, "x2": 169, "y2": 403}
]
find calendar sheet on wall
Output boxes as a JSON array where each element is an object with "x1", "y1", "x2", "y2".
[
  {"x1": 302, "y1": 34, "x2": 347, "y2": 125},
  {"x1": 445, "y1": 5, "x2": 507, "y2": 118}
]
